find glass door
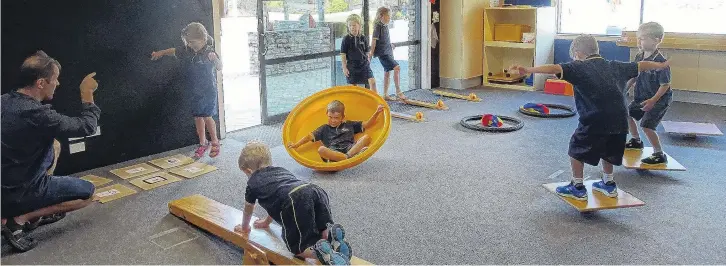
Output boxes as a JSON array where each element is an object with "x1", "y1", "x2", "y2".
[
  {"x1": 258, "y1": 0, "x2": 422, "y2": 124},
  {"x1": 221, "y1": 0, "x2": 263, "y2": 132}
]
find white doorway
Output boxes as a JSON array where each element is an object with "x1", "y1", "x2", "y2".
[{"x1": 221, "y1": 0, "x2": 262, "y2": 132}]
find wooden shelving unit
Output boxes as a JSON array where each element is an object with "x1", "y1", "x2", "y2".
[{"x1": 482, "y1": 7, "x2": 556, "y2": 91}]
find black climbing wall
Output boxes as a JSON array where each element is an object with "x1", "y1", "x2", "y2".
[{"x1": 2, "y1": 0, "x2": 216, "y2": 175}]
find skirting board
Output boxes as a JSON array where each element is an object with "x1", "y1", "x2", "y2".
[
  {"x1": 439, "y1": 76, "x2": 482, "y2": 90},
  {"x1": 672, "y1": 89, "x2": 726, "y2": 107}
]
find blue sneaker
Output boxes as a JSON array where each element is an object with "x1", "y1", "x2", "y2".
[
  {"x1": 313, "y1": 239, "x2": 350, "y2": 265},
  {"x1": 555, "y1": 182, "x2": 588, "y2": 201},
  {"x1": 326, "y1": 223, "x2": 352, "y2": 259},
  {"x1": 592, "y1": 181, "x2": 618, "y2": 197}
]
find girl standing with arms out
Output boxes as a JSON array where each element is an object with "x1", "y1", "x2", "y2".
[
  {"x1": 370, "y1": 7, "x2": 406, "y2": 101},
  {"x1": 151, "y1": 22, "x2": 223, "y2": 159}
]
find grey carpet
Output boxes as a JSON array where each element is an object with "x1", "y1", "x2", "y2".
[{"x1": 2, "y1": 88, "x2": 725, "y2": 264}]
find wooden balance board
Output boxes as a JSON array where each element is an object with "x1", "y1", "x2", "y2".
[
  {"x1": 543, "y1": 180, "x2": 645, "y2": 212},
  {"x1": 623, "y1": 147, "x2": 686, "y2": 171},
  {"x1": 390, "y1": 111, "x2": 424, "y2": 122},
  {"x1": 168, "y1": 194, "x2": 373, "y2": 265},
  {"x1": 432, "y1": 90, "x2": 481, "y2": 102},
  {"x1": 401, "y1": 99, "x2": 448, "y2": 110},
  {"x1": 661, "y1": 121, "x2": 723, "y2": 137}
]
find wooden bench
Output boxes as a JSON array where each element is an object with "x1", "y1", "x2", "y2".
[{"x1": 168, "y1": 194, "x2": 373, "y2": 265}]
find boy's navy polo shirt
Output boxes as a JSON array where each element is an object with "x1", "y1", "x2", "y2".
[
  {"x1": 557, "y1": 54, "x2": 639, "y2": 134},
  {"x1": 634, "y1": 49, "x2": 672, "y2": 105},
  {"x1": 340, "y1": 34, "x2": 369, "y2": 62},
  {"x1": 244, "y1": 166, "x2": 307, "y2": 223},
  {"x1": 372, "y1": 22, "x2": 393, "y2": 57}
]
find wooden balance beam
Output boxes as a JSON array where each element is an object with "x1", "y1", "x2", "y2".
[
  {"x1": 432, "y1": 90, "x2": 481, "y2": 102},
  {"x1": 390, "y1": 111, "x2": 424, "y2": 122},
  {"x1": 168, "y1": 194, "x2": 373, "y2": 265},
  {"x1": 401, "y1": 99, "x2": 448, "y2": 110}
]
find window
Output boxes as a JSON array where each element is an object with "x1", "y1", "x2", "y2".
[
  {"x1": 559, "y1": 0, "x2": 726, "y2": 35},
  {"x1": 559, "y1": 0, "x2": 641, "y2": 35},
  {"x1": 642, "y1": 0, "x2": 726, "y2": 34}
]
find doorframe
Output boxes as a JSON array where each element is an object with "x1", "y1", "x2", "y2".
[
  {"x1": 421, "y1": 0, "x2": 431, "y2": 90},
  {"x1": 212, "y1": 0, "x2": 226, "y2": 139}
]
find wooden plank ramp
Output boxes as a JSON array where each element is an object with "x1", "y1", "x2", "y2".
[{"x1": 168, "y1": 194, "x2": 373, "y2": 265}]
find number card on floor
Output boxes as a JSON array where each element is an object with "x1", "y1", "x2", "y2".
[
  {"x1": 94, "y1": 184, "x2": 138, "y2": 203},
  {"x1": 169, "y1": 162, "x2": 218, "y2": 179}
]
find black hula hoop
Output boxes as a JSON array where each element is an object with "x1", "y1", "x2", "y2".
[
  {"x1": 519, "y1": 103, "x2": 576, "y2": 118},
  {"x1": 460, "y1": 115, "x2": 524, "y2": 132}
]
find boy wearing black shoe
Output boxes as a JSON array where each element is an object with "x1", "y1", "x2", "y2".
[
  {"x1": 234, "y1": 141, "x2": 352, "y2": 265},
  {"x1": 513, "y1": 35, "x2": 670, "y2": 201},
  {"x1": 625, "y1": 22, "x2": 672, "y2": 165}
]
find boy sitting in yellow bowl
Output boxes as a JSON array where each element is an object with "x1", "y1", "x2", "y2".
[{"x1": 288, "y1": 100, "x2": 385, "y2": 162}]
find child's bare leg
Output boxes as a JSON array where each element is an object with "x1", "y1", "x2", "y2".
[
  {"x1": 570, "y1": 157, "x2": 585, "y2": 184},
  {"x1": 628, "y1": 117, "x2": 640, "y2": 139},
  {"x1": 393, "y1": 65, "x2": 402, "y2": 95},
  {"x1": 194, "y1": 117, "x2": 207, "y2": 145},
  {"x1": 383, "y1": 72, "x2": 391, "y2": 98},
  {"x1": 601, "y1": 159, "x2": 615, "y2": 183},
  {"x1": 347, "y1": 135, "x2": 371, "y2": 157},
  {"x1": 367, "y1": 78, "x2": 377, "y2": 93},
  {"x1": 643, "y1": 128, "x2": 662, "y2": 152},
  {"x1": 318, "y1": 147, "x2": 349, "y2": 162},
  {"x1": 203, "y1": 117, "x2": 219, "y2": 144},
  {"x1": 601, "y1": 159, "x2": 614, "y2": 175}
]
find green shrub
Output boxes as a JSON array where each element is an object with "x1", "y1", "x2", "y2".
[{"x1": 325, "y1": 0, "x2": 349, "y2": 13}]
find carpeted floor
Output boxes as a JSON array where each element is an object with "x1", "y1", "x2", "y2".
[{"x1": 3, "y1": 88, "x2": 725, "y2": 264}]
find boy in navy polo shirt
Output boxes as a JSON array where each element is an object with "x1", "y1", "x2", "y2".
[
  {"x1": 624, "y1": 22, "x2": 672, "y2": 165},
  {"x1": 513, "y1": 35, "x2": 669, "y2": 200},
  {"x1": 288, "y1": 100, "x2": 385, "y2": 163},
  {"x1": 340, "y1": 14, "x2": 377, "y2": 92},
  {"x1": 234, "y1": 141, "x2": 352, "y2": 265},
  {"x1": 370, "y1": 7, "x2": 407, "y2": 101}
]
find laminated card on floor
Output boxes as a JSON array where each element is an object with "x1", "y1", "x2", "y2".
[
  {"x1": 169, "y1": 162, "x2": 217, "y2": 179},
  {"x1": 661, "y1": 121, "x2": 723, "y2": 137},
  {"x1": 168, "y1": 194, "x2": 373, "y2": 265},
  {"x1": 149, "y1": 154, "x2": 195, "y2": 169},
  {"x1": 623, "y1": 147, "x2": 686, "y2": 171},
  {"x1": 129, "y1": 172, "x2": 183, "y2": 191},
  {"x1": 80, "y1": 175, "x2": 113, "y2": 188},
  {"x1": 543, "y1": 180, "x2": 645, "y2": 212},
  {"x1": 110, "y1": 163, "x2": 160, "y2": 179},
  {"x1": 94, "y1": 184, "x2": 137, "y2": 203}
]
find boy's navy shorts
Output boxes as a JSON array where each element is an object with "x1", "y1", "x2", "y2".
[
  {"x1": 377, "y1": 54, "x2": 399, "y2": 72},
  {"x1": 568, "y1": 127, "x2": 627, "y2": 166},
  {"x1": 346, "y1": 60, "x2": 374, "y2": 85},
  {"x1": 279, "y1": 184, "x2": 333, "y2": 255},
  {"x1": 629, "y1": 100, "x2": 670, "y2": 130}
]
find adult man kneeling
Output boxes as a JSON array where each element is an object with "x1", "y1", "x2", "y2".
[{"x1": 1, "y1": 51, "x2": 101, "y2": 252}]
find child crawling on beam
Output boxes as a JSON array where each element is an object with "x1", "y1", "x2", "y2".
[{"x1": 234, "y1": 141, "x2": 352, "y2": 265}]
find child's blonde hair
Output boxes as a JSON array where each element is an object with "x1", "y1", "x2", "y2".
[
  {"x1": 374, "y1": 7, "x2": 391, "y2": 25},
  {"x1": 569, "y1": 35, "x2": 599, "y2": 60},
  {"x1": 638, "y1": 22, "x2": 665, "y2": 40},
  {"x1": 181, "y1": 22, "x2": 213, "y2": 46},
  {"x1": 239, "y1": 141, "x2": 272, "y2": 171},
  {"x1": 327, "y1": 100, "x2": 345, "y2": 115},
  {"x1": 346, "y1": 14, "x2": 362, "y2": 35}
]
